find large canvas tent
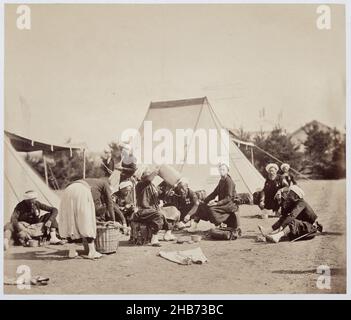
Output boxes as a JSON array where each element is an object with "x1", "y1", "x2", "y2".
[
  {"x1": 3, "y1": 131, "x2": 85, "y2": 222},
  {"x1": 139, "y1": 97, "x2": 264, "y2": 195}
]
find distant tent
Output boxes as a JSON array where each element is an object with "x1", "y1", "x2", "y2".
[
  {"x1": 139, "y1": 97, "x2": 264, "y2": 195},
  {"x1": 3, "y1": 131, "x2": 85, "y2": 222}
]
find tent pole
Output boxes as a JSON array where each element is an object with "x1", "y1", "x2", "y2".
[
  {"x1": 43, "y1": 154, "x2": 49, "y2": 186},
  {"x1": 251, "y1": 147, "x2": 254, "y2": 165},
  {"x1": 83, "y1": 149, "x2": 86, "y2": 179}
]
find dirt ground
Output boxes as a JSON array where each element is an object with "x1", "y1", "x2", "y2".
[{"x1": 3, "y1": 179, "x2": 346, "y2": 295}]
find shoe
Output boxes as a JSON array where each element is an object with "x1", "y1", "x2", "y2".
[
  {"x1": 50, "y1": 239, "x2": 66, "y2": 245},
  {"x1": 86, "y1": 251, "x2": 102, "y2": 260},
  {"x1": 235, "y1": 228, "x2": 242, "y2": 237},
  {"x1": 266, "y1": 232, "x2": 282, "y2": 243},
  {"x1": 258, "y1": 225, "x2": 266, "y2": 236},
  {"x1": 4, "y1": 238, "x2": 9, "y2": 251},
  {"x1": 151, "y1": 234, "x2": 161, "y2": 247},
  {"x1": 163, "y1": 231, "x2": 176, "y2": 241},
  {"x1": 187, "y1": 221, "x2": 198, "y2": 233}
]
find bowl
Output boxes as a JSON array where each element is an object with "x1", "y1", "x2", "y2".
[{"x1": 191, "y1": 235, "x2": 202, "y2": 242}]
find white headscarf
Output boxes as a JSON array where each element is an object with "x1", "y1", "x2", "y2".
[
  {"x1": 265, "y1": 163, "x2": 279, "y2": 173},
  {"x1": 289, "y1": 185, "x2": 305, "y2": 199},
  {"x1": 23, "y1": 190, "x2": 38, "y2": 200},
  {"x1": 280, "y1": 163, "x2": 290, "y2": 171}
]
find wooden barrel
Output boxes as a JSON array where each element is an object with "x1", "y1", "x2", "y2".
[
  {"x1": 94, "y1": 225, "x2": 120, "y2": 254},
  {"x1": 158, "y1": 164, "x2": 181, "y2": 186}
]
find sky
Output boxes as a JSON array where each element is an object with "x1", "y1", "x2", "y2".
[{"x1": 4, "y1": 4, "x2": 346, "y2": 151}]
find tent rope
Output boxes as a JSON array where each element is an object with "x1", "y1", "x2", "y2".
[
  {"x1": 253, "y1": 145, "x2": 310, "y2": 180},
  {"x1": 206, "y1": 102, "x2": 309, "y2": 180}
]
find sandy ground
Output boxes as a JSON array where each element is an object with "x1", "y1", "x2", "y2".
[{"x1": 3, "y1": 179, "x2": 346, "y2": 295}]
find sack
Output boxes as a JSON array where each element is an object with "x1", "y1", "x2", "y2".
[{"x1": 209, "y1": 227, "x2": 238, "y2": 240}]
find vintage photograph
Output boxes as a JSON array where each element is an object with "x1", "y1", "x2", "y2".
[{"x1": 2, "y1": 2, "x2": 347, "y2": 296}]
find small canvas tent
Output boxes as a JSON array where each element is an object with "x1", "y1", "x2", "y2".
[
  {"x1": 138, "y1": 97, "x2": 264, "y2": 195},
  {"x1": 3, "y1": 131, "x2": 85, "y2": 222}
]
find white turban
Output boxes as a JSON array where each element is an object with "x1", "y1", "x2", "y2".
[
  {"x1": 218, "y1": 162, "x2": 230, "y2": 170},
  {"x1": 289, "y1": 185, "x2": 305, "y2": 199},
  {"x1": 119, "y1": 180, "x2": 133, "y2": 190},
  {"x1": 119, "y1": 142, "x2": 132, "y2": 152},
  {"x1": 23, "y1": 190, "x2": 38, "y2": 200},
  {"x1": 265, "y1": 163, "x2": 279, "y2": 173},
  {"x1": 281, "y1": 163, "x2": 290, "y2": 171}
]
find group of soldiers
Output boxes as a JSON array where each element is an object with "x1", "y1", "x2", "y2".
[{"x1": 4, "y1": 144, "x2": 323, "y2": 257}]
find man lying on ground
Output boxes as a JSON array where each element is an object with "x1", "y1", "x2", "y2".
[
  {"x1": 258, "y1": 185, "x2": 323, "y2": 243},
  {"x1": 133, "y1": 167, "x2": 180, "y2": 246},
  {"x1": 4, "y1": 190, "x2": 63, "y2": 250}
]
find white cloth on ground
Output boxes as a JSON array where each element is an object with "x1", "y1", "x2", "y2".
[{"x1": 158, "y1": 247, "x2": 208, "y2": 265}]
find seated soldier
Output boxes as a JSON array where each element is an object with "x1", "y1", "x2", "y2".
[
  {"x1": 258, "y1": 185, "x2": 323, "y2": 243},
  {"x1": 132, "y1": 167, "x2": 179, "y2": 246},
  {"x1": 4, "y1": 190, "x2": 63, "y2": 250},
  {"x1": 258, "y1": 163, "x2": 289, "y2": 217},
  {"x1": 113, "y1": 180, "x2": 135, "y2": 228},
  {"x1": 187, "y1": 163, "x2": 241, "y2": 236},
  {"x1": 280, "y1": 163, "x2": 297, "y2": 186},
  {"x1": 158, "y1": 178, "x2": 200, "y2": 230}
]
